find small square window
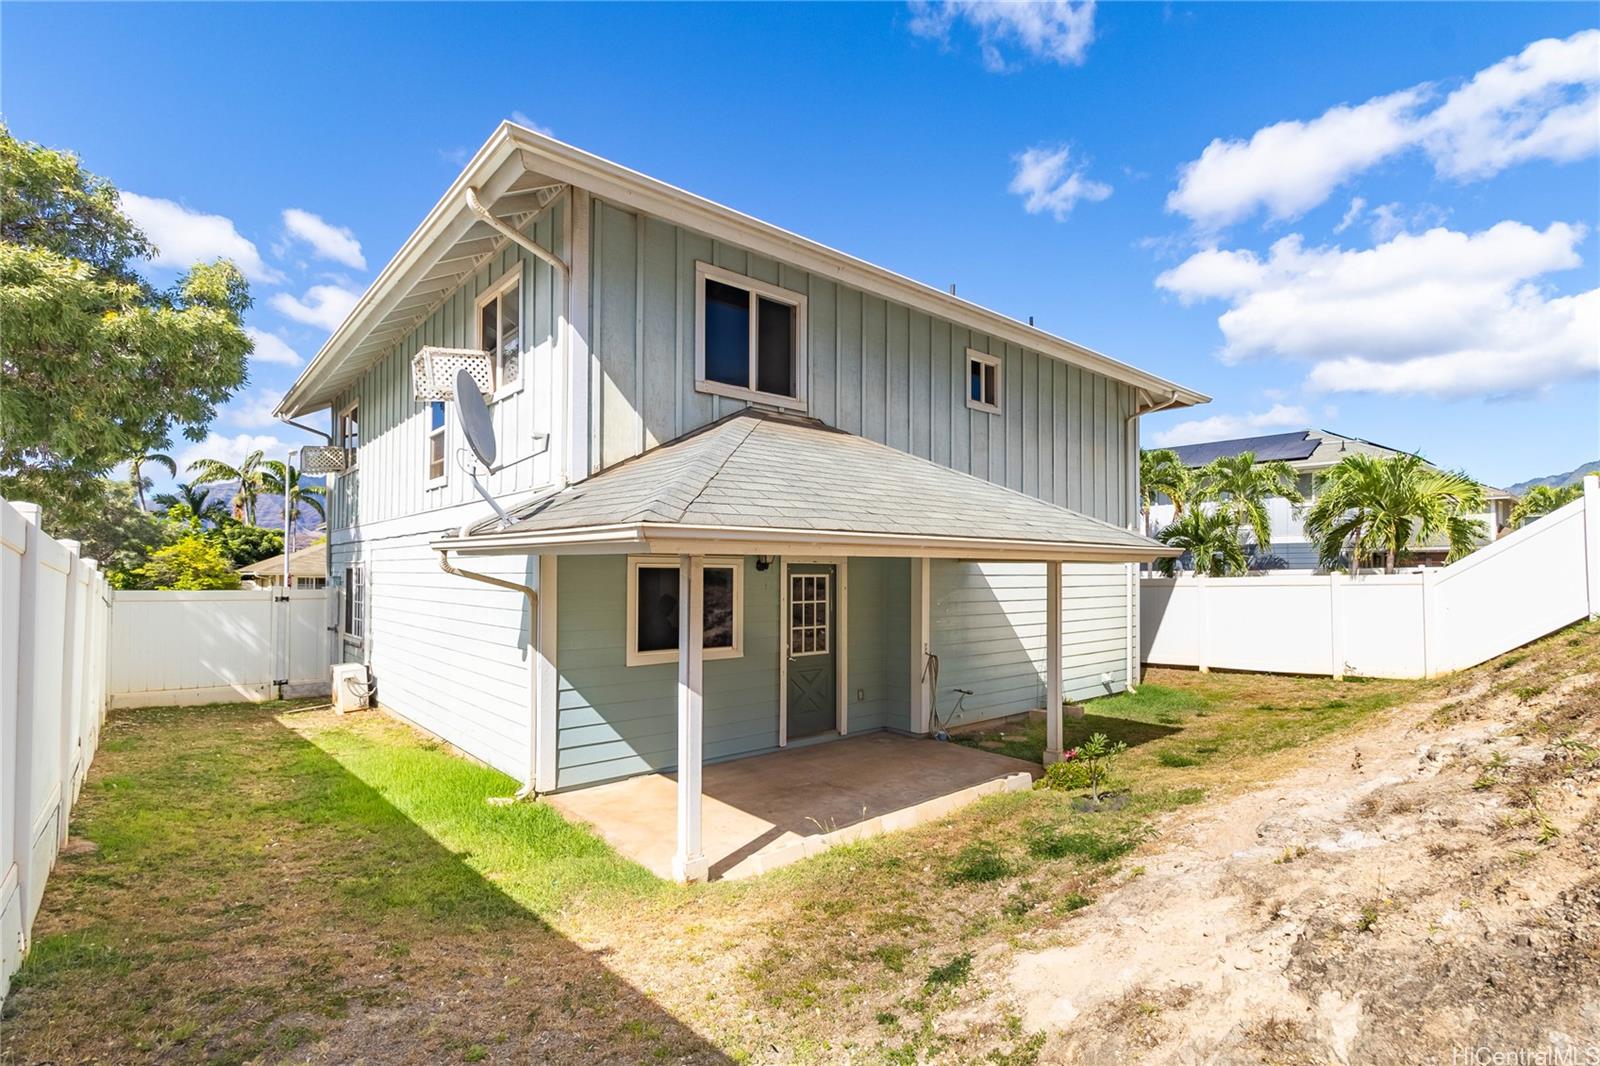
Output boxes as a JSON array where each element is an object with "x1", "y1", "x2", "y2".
[
  {"x1": 626, "y1": 557, "x2": 744, "y2": 666},
  {"x1": 695, "y1": 263, "x2": 807, "y2": 410},
  {"x1": 426, "y1": 401, "x2": 446, "y2": 484},
  {"x1": 967, "y1": 349, "x2": 1002, "y2": 414}
]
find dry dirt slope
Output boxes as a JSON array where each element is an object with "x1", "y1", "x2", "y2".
[{"x1": 995, "y1": 626, "x2": 1600, "y2": 1064}]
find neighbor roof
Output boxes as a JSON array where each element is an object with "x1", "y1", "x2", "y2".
[
  {"x1": 433, "y1": 410, "x2": 1175, "y2": 562},
  {"x1": 1168, "y1": 431, "x2": 1320, "y2": 467},
  {"x1": 237, "y1": 544, "x2": 327, "y2": 578},
  {"x1": 277, "y1": 122, "x2": 1207, "y2": 419}
]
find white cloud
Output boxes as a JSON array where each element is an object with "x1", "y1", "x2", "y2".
[
  {"x1": 1156, "y1": 220, "x2": 1599, "y2": 398},
  {"x1": 1167, "y1": 30, "x2": 1600, "y2": 229},
  {"x1": 120, "y1": 192, "x2": 279, "y2": 282},
  {"x1": 281, "y1": 209, "x2": 365, "y2": 269},
  {"x1": 1422, "y1": 29, "x2": 1600, "y2": 179},
  {"x1": 1333, "y1": 197, "x2": 1366, "y2": 234},
  {"x1": 909, "y1": 0, "x2": 1095, "y2": 71},
  {"x1": 1167, "y1": 89, "x2": 1423, "y2": 230},
  {"x1": 224, "y1": 390, "x2": 284, "y2": 430},
  {"x1": 1152, "y1": 404, "x2": 1312, "y2": 447},
  {"x1": 1008, "y1": 144, "x2": 1112, "y2": 220},
  {"x1": 177, "y1": 432, "x2": 290, "y2": 473},
  {"x1": 269, "y1": 283, "x2": 361, "y2": 332},
  {"x1": 509, "y1": 111, "x2": 553, "y2": 136},
  {"x1": 244, "y1": 327, "x2": 303, "y2": 368}
]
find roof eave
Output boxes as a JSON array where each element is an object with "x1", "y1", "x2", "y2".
[{"x1": 430, "y1": 520, "x2": 1179, "y2": 563}]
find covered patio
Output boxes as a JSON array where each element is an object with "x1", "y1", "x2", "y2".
[
  {"x1": 434, "y1": 408, "x2": 1175, "y2": 882},
  {"x1": 547, "y1": 732, "x2": 1038, "y2": 880}
]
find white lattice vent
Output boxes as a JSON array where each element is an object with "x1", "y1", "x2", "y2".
[
  {"x1": 299, "y1": 446, "x2": 348, "y2": 475},
  {"x1": 411, "y1": 346, "x2": 492, "y2": 401}
]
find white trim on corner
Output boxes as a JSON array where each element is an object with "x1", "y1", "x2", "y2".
[
  {"x1": 966, "y1": 348, "x2": 1002, "y2": 414},
  {"x1": 693, "y1": 260, "x2": 808, "y2": 412},
  {"x1": 476, "y1": 266, "x2": 526, "y2": 403},
  {"x1": 625, "y1": 554, "x2": 744, "y2": 667}
]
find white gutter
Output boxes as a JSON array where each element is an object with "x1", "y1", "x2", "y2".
[{"x1": 438, "y1": 549, "x2": 541, "y2": 799}]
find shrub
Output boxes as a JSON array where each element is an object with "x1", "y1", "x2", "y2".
[
  {"x1": 1036, "y1": 733, "x2": 1129, "y2": 802},
  {"x1": 130, "y1": 534, "x2": 240, "y2": 590}
]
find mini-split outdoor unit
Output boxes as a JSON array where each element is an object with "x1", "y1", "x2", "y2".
[{"x1": 330, "y1": 663, "x2": 371, "y2": 715}]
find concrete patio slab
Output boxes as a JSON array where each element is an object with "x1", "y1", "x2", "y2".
[{"x1": 544, "y1": 733, "x2": 1040, "y2": 881}]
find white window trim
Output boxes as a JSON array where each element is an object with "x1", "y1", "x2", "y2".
[
  {"x1": 625, "y1": 555, "x2": 744, "y2": 667},
  {"x1": 338, "y1": 399, "x2": 360, "y2": 471},
  {"x1": 693, "y1": 261, "x2": 808, "y2": 412},
  {"x1": 788, "y1": 571, "x2": 831, "y2": 657},
  {"x1": 342, "y1": 563, "x2": 366, "y2": 646},
  {"x1": 966, "y1": 348, "x2": 1002, "y2": 414},
  {"x1": 424, "y1": 400, "x2": 448, "y2": 490},
  {"x1": 476, "y1": 268, "x2": 525, "y2": 403}
]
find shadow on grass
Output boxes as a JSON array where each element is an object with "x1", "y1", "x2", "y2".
[
  {"x1": 1, "y1": 701, "x2": 729, "y2": 1065},
  {"x1": 957, "y1": 711, "x2": 1181, "y2": 763}
]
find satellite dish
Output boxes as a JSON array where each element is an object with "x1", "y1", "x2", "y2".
[{"x1": 454, "y1": 367, "x2": 497, "y2": 468}]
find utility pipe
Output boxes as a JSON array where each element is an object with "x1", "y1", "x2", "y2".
[
  {"x1": 439, "y1": 547, "x2": 541, "y2": 799},
  {"x1": 1123, "y1": 391, "x2": 1182, "y2": 695}
]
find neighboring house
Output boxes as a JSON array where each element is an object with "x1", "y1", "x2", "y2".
[
  {"x1": 1148, "y1": 429, "x2": 1515, "y2": 568},
  {"x1": 273, "y1": 123, "x2": 1206, "y2": 879},
  {"x1": 238, "y1": 544, "x2": 328, "y2": 589}
]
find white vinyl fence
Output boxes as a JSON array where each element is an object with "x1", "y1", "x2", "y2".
[
  {"x1": 1141, "y1": 476, "x2": 1600, "y2": 679},
  {"x1": 1, "y1": 499, "x2": 113, "y2": 1000},
  {"x1": 108, "y1": 588, "x2": 332, "y2": 708}
]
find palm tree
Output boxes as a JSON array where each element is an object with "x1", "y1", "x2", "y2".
[
  {"x1": 1193, "y1": 452, "x2": 1302, "y2": 552},
  {"x1": 1139, "y1": 449, "x2": 1192, "y2": 535},
  {"x1": 188, "y1": 449, "x2": 266, "y2": 525},
  {"x1": 153, "y1": 482, "x2": 228, "y2": 525},
  {"x1": 1303, "y1": 453, "x2": 1487, "y2": 573},
  {"x1": 1508, "y1": 478, "x2": 1594, "y2": 529},
  {"x1": 1154, "y1": 508, "x2": 1248, "y2": 577},
  {"x1": 259, "y1": 460, "x2": 328, "y2": 530},
  {"x1": 129, "y1": 452, "x2": 176, "y2": 511}
]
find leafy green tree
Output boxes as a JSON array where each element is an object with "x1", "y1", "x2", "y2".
[
  {"x1": 1154, "y1": 507, "x2": 1249, "y2": 577},
  {"x1": 210, "y1": 520, "x2": 284, "y2": 568},
  {"x1": 1303, "y1": 453, "x2": 1487, "y2": 573},
  {"x1": 1139, "y1": 449, "x2": 1192, "y2": 534},
  {"x1": 1508, "y1": 479, "x2": 1594, "y2": 529},
  {"x1": 0, "y1": 125, "x2": 252, "y2": 525},
  {"x1": 153, "y1": 481, "x2": 227, "y2": 525},
  {"x1": 130, "y1": 533, "x2": 241, "y2": 590},
  {"x1": 260, "y1": 460, "x2": 327, "y2": 525},
  {"x1": 129, "y1": 452, "x2": 175, "y2": 511},
  {"x1": 1193, "y1": 452, "x2": 1302, "y2": 551},
  {"x1": 187, "y1": 449, "x2": 266, "y2": 525},
  {"x1": 43, "y1": 479, "x2": 166, "y2": 588}
]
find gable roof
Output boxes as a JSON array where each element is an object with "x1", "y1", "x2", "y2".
[
  {"x1": 277, "y1": 122, "x2": 1207, "y2": 419},
  {"x1": 434, "y1": 410, "x2": 1174, "y2": 562},
  {"x1": 237, "y1": 543, "x2": 327, "y2": 578}
]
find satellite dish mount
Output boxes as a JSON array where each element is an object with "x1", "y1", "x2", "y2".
[{"x1": 452, "y1": 367, "x2": 514, "y2": 529}]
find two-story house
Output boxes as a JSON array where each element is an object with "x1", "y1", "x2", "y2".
[
  {"x1": 1149, "y1": 429, "x2": 1516, "y2": 569},
  {"x1": 274, "y1": 123, "x2": 1207, "y2": 880}
]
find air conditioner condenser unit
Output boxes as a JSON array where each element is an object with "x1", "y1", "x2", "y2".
[{"x1": 331, "y1": 663, "x2": 372, "y2": 714}]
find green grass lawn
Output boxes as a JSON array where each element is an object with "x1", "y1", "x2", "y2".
[{"x1": 7, "y1": 629, "x2": 1581, "y2": 1064}]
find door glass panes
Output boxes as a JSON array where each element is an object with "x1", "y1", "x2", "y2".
[{"x1": 789, "y1": 573, "x2": 829, "y2": 656}]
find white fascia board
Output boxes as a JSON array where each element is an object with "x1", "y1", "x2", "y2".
[
  {"x1": 277, "y1": 122, "x2": 1207, "y2": 420},
  {"x1": 429, "y1": 520, "x2": 1181, "y2": 563}
]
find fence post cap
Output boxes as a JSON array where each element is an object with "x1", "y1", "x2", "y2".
[{"x1": 12, "y1": 500, "x2": 42, "y2": 525}]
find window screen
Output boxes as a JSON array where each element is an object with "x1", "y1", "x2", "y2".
[
  {"x1": 756, "y1": 298, "x2": 794, "y2": 397},
  {"x1": 703, "y1": 279, "x2": 750, "y2": 388}
]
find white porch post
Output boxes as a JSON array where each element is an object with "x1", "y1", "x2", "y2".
[
  {"x1": 672, "y1": 554, "x2": 707, "y2": 883},
  {"x1": 909, "y1": 558, "x2": 931, "y2": 734},
  {"x1": 1044, "y1": 560, "x2": 1064, "y2": 765}
]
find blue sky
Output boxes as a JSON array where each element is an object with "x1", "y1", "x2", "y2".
[{"x1": 5, "y1": 2, "x2": 1597, "y2": 489}]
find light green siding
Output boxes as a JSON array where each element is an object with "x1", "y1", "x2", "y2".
[
  {"x1": 846, "y1": 557, "x2": 911, "y2": 732},
  {"x1": 586, "y1": 202, "x2": 1137, "y2": 526}
]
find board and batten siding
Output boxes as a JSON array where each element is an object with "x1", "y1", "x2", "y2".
[
  {"x1": 330, "y1": 529, "x2": 536, "y2": 781},
  {"x1": 328, "y1": 200, "x2": 567, "y2": 533},
  {"x1": 588, "y1": 200, "x2": 1137, "y2": 526},
  {"x1": 929, "y1": 561, "x2": 1136, "y2": 727}
]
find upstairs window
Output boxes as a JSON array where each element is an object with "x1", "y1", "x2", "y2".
[
  {"x1": 695, "y1": 262, "x2": 806, "y2": 410},
  {"x1": 967, "y1": 349, "x2": 1001, "y2": 414},
  {"x1": 477, "y1": 271, "x2": 522, "y2": 397},
  {"x1": 626, "y1": 556, "x2": 743, "y2": 667},
  {"x1": 426, "y1": 401, "x2": 446, "y2": 484},
  {"x1": 343, "y1": 563, "x2": 366, "y2": 644},
  {"x1": 338, "y1": 402, "x2": 360, "y2": 468}
]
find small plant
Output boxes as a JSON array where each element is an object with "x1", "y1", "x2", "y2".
[
  {"x1": 1274, "y1": 844, "x2": 1308, "y2": 864},
  {"x1": 1080, "y1": 732, "x2": 1129, "y2": 802},
  {"x1": 1354, "y1": 904, "x2": 1380, "y2": 933},
  {"x1": 1059, "y1": 891, "x2": 1093, "y2": 913},
  {"x1": 1157, "y1": 749, "x2": 1201, "y2": 768},
  {"x1": 872, "y1": 944, "x2": 909, "y2": 973},
  {"x1": 924, "y1": 952, "x2": 973, "y2": 991},
  {"x1": 1037, "y1": 753, "x2": 1091, "y2": 792},
  {"x1": 946, "y1": 843, "x2": 1012, "y2": 884},
  {"x1": 1512, "y1": 684, "x2": 1547, "y2": 703},
  {"x1": 876, "y1": 1011, "x2": 899, "y2": 1028}
]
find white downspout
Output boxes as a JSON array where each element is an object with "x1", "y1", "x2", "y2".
[
  {"x1": 439, "y1": 548, "x2": 541, "y2": 799},
  {"x1": 466, "y1": 186, "x2": 569, "y2": 281}
]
